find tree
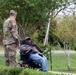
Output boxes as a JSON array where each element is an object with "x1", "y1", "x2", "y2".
[
  {"x1": 44, "y1": 0, "x2": 76, "y2": 45},
  {"x1": 1, "y1": 0, "x2": 76, "y2": 37},
  {"x1": 55, "y1": 15, "x2": 76, "y2": 70}
]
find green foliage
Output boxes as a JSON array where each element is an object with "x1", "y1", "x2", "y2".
[
  {"x1": 0, "y1": 0, "x2": 76, "y2": 50},
  {"x1": 6, "y1": 66, "x2": 23, "y2": 75},
  {"x1": 49, "y1": 19, "x2": 58, "y2": 45},
  {"x1": 37, "y1": 19, "x2": 59, "y2": 47},
  {"x1": 19, "y1": 68, "x2": 54, "y2": 75},
  {"x1": 32, "y1": 30, "x2": 38, "y2": 43},
  {"x1": 37, "y1": 25, "x2": 46, "y2": 43},
  {"x1": 0, "y1": 66, "x2": 56, "y2": 75},
  {"x1": 0, "y1": 66, "x2": 5, "y2": 75},
  {"x1": 55, "y1": 15, "x2": 76, "y2": 49},
  {"x1": 0, "y1": 55, "x2": 5, "y2": 66},
  {"x1": 0, "y1": 66, "x2": 24, "y2": 75},
  {"x1": 50, "y1": 43, "x2": 62, "y2": 50},
  {"x1": 0, "y1": 0, "x2": 72, "y2": 36},
  {"x1": 54, "y1": 44, "x2": 62, "y2": 50},
  {"x1": 71, "y1": 42, "x2": 76, "y2": 50}
]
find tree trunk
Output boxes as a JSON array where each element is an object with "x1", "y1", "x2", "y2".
[
  {"x1": 63, "y1": 42, "x2": 71, "y2": 70},
  {"x1": 66, "y1": 53, "x2": 70, "y2": 70},
  {"x1": 50, "y1": 50, "x2": 52, "y2": 70}
]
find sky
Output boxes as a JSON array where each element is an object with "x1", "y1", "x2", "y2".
[{"x1": 58, "y1": 3, "x2": 76, "y2": 16}]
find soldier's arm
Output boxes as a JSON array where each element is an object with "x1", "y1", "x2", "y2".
[{"x1": 9, "y1": 20, "x2": 20, "y2": 44}]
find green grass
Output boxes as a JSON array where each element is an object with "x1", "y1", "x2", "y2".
[
  {"x1": 0, "y1": 53, "x2": 76, "y2": 73},
  {"x1": 0, "y1": 66, "x2": 56, "y2": 75},
  {"x1": 48, "y1": 53, "x2": 76, "y2": 72},
  {"x1": 0, "y1": 46, "x2": 4, "y2": 50},
  {"x1": 0, "y1": 55, "x2": 5, "y2": 66}
]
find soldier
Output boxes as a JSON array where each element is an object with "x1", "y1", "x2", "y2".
[{"x1": 3, "y1": 10, "x2": 20, "y2": 66}]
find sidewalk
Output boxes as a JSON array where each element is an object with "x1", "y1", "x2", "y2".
[
  {"x1": 0, "y1": 50, "x2": 76, "y2": 55},
  {"x1": 51, "y1": 50, "x2": 76, "y2": 54},
  {"x1": 0, "y1": 50, "x2": 4, "y2": 54},
  {"x1": 49, "y1": 71, "x2": 76, "y2": 75}
]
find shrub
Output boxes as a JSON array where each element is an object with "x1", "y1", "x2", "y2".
[
  {"x1": 0, "y1": 66, "x2": 56, "y2": 75},
  {"x1": 71, "y1": 42, "x2": 76, "y2": 50},
  {"x1": 19, "y1": 68, "x2": 55, "y2": 75},
  {"x1": 6, "y1": 66, "x2": 23, "y2": 75},
  {"x1": 0, "y1": 66, "x2": 23, "y2": 75},
  {"x1": 0, "y1": 66, "x2": 5, "y2": 75}
]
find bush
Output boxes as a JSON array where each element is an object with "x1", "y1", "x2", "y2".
[
  {"x1": 0, "y1": 66, "x2": 56, "y2": 75},
  {"x1": 19, "y1": 68, "x2": 45, "y2": 75},
  {"x1": 0, "y1": 66, "x2": 23, "y2": 75},
  {"x1": 6, "y1": 66, "x2": 23, "y2": 75},
  {"x1": 71, "y1": 42, "x2": 76, "y2": 50},
  {"x1": 0, "y1": 66, "x2": 6, "y2": 75}
]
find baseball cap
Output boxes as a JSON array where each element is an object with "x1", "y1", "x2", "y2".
[
  {"x1": 25, "y1": 37, "x2": 31, "y2": 41},
  {"x1": 10, "y1": 10, "x2": 17, "y2": 16}
]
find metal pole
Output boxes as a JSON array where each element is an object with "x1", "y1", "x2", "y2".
[{"x1": 44, "y1": 18, "x2": 51, "y2": 45}]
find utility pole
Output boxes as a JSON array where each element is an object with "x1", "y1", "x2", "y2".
[
  {"x1": 44, "y1": 18, "x2": 51, "y2": 45},
  {"x1": 44, "y1": 17, "x2": 52, "y2": 70}
]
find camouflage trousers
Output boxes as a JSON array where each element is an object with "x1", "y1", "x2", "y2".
[{"x1": 4, "y1": 44, "x2": 17, "y2": 66}]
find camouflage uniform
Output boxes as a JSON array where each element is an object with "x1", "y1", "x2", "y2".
[{"x1": 3, "y1": 11, "x2": 19, "y2": 66}]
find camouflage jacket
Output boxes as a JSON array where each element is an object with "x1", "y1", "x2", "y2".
[{"x1": 3, "y1": 18, "x2": 19, "y2": 45}]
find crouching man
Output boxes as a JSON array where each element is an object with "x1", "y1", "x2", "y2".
[{"x1": 20, "y1": 37, "x2": 48, "y2": 72}]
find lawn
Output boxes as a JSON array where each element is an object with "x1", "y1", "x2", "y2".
[
  {"x1": 48, "y1": 53, "x2": 76, "y2": 72},
  {"x1": 0, "y1": 53, "x2": 76, "y2": 73},
  {"x1": 0, "y1": 46, "x2": 4, "y2": 50}
]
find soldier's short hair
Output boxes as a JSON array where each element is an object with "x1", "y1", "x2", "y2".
[{"x1": 10, "y1": 10, "x2": 17, "y2": 16}]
